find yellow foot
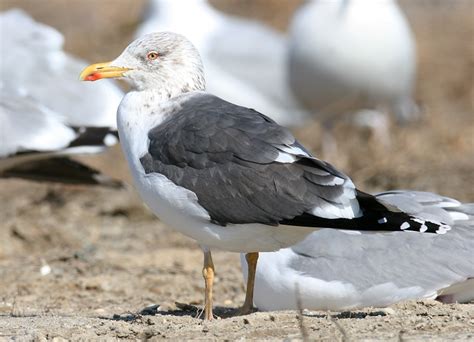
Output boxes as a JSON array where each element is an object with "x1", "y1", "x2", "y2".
[
  {"x1": 202, "y1": 250, "x2": 215, "y2": 321},
  {"x1": 237, "y1": 252, "x2": 259, "y2": 317},
  {"x1": 195, "y1": 307, "x2": 217, "y2": 320},
  {"x1": 204, "y1": 306, "x2": 214, "y2": 321}
]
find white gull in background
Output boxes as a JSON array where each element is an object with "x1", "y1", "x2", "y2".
[
  {"x1": 0, "y1": 9, "x2": 123, "y2": 128},
  {"x1": 81, "y1": 32, "x2": 449, "y2": 319},
  {"x1": 288, "y1": 0, "x2": 418, "y2": 148},
  {"x1": 242, "y1": 191, "x2": 474, "y2": 311},
  {"x1": 0, "y1": 88, "x2": 121, "y2": 186},
  {"x1": 136, "y1": 0, "x2": 307, "y2": 126},
  {"x1": 0, "y1": 9, "x2": 123, "y2": 186}
]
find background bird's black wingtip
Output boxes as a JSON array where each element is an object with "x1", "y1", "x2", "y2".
[{"x1": 2, "y1": 157, "x2": 125, "y2": 189}]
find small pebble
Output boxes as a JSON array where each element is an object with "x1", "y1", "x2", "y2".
[{"x1": 40, "y1": 264, "x2": 51, "y2": 276}]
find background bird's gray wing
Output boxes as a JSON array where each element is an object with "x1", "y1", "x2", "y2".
[
  {"x1": 289, "y1": 191, "x2": 474, "y2": 292},
  {"x1": 0, "y1": 90, "x2": 76, "y2": 158},
  {"x1": 140, "y1": 93, "x2": 355, "y2": 226},
  {"x1": 0, "y1": 90, "x2": 118, "y2": 159}
]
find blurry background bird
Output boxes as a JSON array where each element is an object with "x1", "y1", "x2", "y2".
[
  {"x1": 0, "y1": 9, "x2": 123, "y2": 186},
  {"x1": 0, "y1": 88, "x2": 121, "y2": 186},
  {"x1": 288, "y1": 0, "x2": 419, "y2": 155},
  {"x1": 241, "y1": 190, "x2": 474, "y2": 311}
]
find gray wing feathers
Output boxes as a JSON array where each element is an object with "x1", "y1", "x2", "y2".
[
  {"x1": 141, "y1": 94, "x2": 354, "y2": 225},
  {"x1": 291, "y1": 227, "x2": 473, "y2": 293}
]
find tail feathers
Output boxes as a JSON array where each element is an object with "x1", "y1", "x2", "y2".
[
  {"x1": 451, "y1": 203, "x2": 474, "y2": 217},
  {"x1": 2, "y1": 157, "x2": 123, "y2": 188},
  {"x1": 449, "y1": 203, "x2": 474, "y2": 227}
]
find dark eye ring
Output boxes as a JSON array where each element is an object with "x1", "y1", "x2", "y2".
[{"x1": 147, "y1": 51, "x2": 159, "y2": 60}]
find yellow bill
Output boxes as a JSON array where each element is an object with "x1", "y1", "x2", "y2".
[{"x1": 79, "y1": 62, "x2": 130, "y2": 81}]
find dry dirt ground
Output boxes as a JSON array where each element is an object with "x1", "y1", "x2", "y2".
[{"x1": 0, "y1": 0, "x2": 473, "y2": 340}]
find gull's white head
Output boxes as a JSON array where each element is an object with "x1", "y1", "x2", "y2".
[{"x1": 80, "y1": 32, "x2": 205, "y2": 96}]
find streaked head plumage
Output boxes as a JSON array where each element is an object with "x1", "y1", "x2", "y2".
[{"x1": 81, "y1": 32, "x2": 206, "y2": 96}]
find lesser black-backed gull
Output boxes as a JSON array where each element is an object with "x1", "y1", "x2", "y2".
[
  {"x1": 80, "y1": 32, "x2": 448, "y2": 320},
  {"x1": 241, "y1": 190, "x2": 474, "y2": 311}
]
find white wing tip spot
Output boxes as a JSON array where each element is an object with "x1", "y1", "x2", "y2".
[
  {"x1": 378, "y1": 217, "x2": 387, "y2": 224},
  {"x1": 419, "y1": 224, "x2": 428, "y2": 233},
  {"x1": 400, "y1": 222, "x2": 410, "y2": 230},
  {"x1": 104, "y1": 133, "x2": 118, "y2": 146},
  {"x1": 436, "y1": 225, "x2": 451, "y2": 234}
]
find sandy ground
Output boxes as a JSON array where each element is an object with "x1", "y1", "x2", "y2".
[{"x1": 0, "y1": 0, "x2": 473, "y2": 340}]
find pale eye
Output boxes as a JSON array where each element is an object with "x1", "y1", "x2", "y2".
[{"x1": 147, "y1": 51, "x2": 159, "y2": 61}]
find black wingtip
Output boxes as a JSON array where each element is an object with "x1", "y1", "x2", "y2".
[
  {"x1": 280, "y1": 191, "x2": 451, "y2": 234},
  {"x1": 2, "y1": 157, "x2": 124, "y2": 188},
  {"x1": 69, "y1": 127, "x2": 119, "y2": 148},
  {"x1": 356, "y1": 190, "x2": 451, "y2": 234},
  {"x1": 397, "y1": 217, "x2": 451, "y2": 234},
  {"x1": 363, "y1": 190, "x2": 452, "y2": 234}
]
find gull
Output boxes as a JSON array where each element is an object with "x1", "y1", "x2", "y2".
[
  {"x1": 0, "y1": 9, "x2": 123, "y2": 186},
  {"x1": 80, "y1": 32, "x2": 448, "y2": 320},
  {"x1": 241, "y1": 191, "x2": 474, "y2": 311},
  {"x1": 136, "y1": 0, "x2": 308, "y2": 126},
  {"x1": 288, "y1": 0, "x2": 418, "y2": 151},
  {"x1": 0, "y1": 88, "x2": 120, "y2": 186},
  {"x1": 0, "y1": 9, "x2": 123, "y2": 128}
]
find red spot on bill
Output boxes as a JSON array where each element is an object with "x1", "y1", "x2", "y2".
[{"x1": 85, "y1": 73, "x2": 103, "y2": 81}]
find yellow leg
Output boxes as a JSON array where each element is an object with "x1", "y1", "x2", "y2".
[
  {"x1": 238, "y1": 252, "x2": 259, "y2": 315},
  {"x1": 202, "y1": 250, "x2": 215, "y2": 320}
]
